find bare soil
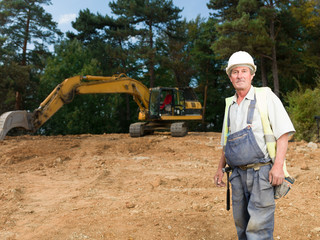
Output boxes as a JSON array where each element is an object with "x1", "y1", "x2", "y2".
[{"x1": 0, "y1": 132, "x2": 319, "y2": 240}]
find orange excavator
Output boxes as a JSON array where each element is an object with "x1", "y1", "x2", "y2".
[{"x1": 0, "y1": 73, "x2": 202, "y2": 140}]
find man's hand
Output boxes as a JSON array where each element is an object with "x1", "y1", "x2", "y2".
[
  {"x1": 214, "y1": 169, "x2": 226, "y2": 187},
  {"x1": 269, "y1": 164, "x2": 284, "y2": 186},
  {"x1": 269, "y1": 133, "x2": 289, "y2": 186},
  {"x1": 215, "y1": 151, "x2": 227, "y2": 187}
]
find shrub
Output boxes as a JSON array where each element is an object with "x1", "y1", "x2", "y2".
[{"x1": 286, "y1": 82, "x2": 320, "y2": 141}]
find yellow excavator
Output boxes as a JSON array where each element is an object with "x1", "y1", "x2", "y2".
[{"x1": 0, "y1": 73, "x2": 202, "y2": 140}]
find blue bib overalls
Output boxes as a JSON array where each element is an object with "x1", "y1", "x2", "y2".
[{"x1": 225, "y1": 95, "x2": 275, "y2": 240}]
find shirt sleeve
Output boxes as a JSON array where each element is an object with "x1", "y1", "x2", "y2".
[{"x1": 267, "y1": 91, "x2": 295, "y2": 140}]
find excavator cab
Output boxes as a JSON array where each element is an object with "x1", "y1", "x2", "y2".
[
  {"x1": 133, "y1": 86, "x2": 202, "y2": 137},
  {"x1": 148, "y1": 87, "x2": 201, "y2": 119},
  {"x1": 149, "y1": 87, "x2": 181, "y2": 118}
]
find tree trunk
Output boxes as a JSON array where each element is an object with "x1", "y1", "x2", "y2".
[
  {"x1": 260, "y1": 56, "x2": 267, "y2": 86},
  {"x1": 15, "y1": 91, "x2": 22, "y2": 110},
  {"x1": 202, "y1": 68, "x2": 209, "y2": 130},
  {"x1": 22, "y1": 9, "x2": 31, "y2": 66},
  {"x1": 269, "y1": 0, "x2": 280, "y2": 96},
  {"x1": 16, "y1": 8, "x2": 31, "y2": 110},
  {"x1": 271, "y1": 44, "x2": 279, "y2": 96},
  {"x1": 148, "y1": 21, "x2": 155, "y2": 88}
]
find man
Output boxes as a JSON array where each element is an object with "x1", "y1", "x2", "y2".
[{"x1": 214, "y1": 51, "x2": 295, "y2": 240}]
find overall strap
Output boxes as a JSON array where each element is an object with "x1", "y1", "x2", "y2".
[
  {"x1": 223, "y1": 97, "x2": 234, "y2": 146},
  {"x1": 247, "y1": 94, "x2": 257, "y2": 125},
  {"x1": 227, "y1": 105, "x2": 231, "y2": 133},
  {"x1": 227, "y1": 94, "x2": 257, "y2": 130}
]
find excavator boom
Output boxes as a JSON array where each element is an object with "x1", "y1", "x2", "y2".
[{"x1": 32, "y1": 74, "x2": 150, "y2": 130}]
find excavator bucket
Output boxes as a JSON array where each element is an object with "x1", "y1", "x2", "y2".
[{"x1": 0, "y1": 111, "x2": 34, "y2": 140}]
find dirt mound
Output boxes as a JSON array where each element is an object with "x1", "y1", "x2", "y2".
[{"x1": 0, "y1": 132, "x2": 319, "y2": 239}]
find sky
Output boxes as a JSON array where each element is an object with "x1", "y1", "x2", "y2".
[{"x1": 44, "y1": 0, "x2": 211, "y2": 33}]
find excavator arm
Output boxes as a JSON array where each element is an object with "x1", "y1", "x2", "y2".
[{"x1": 0, "y1": 73, "x2": 150, "y2": 140}]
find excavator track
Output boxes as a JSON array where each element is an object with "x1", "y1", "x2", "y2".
[
  {"x1": 170, "y1": 122, "x2": 188, "y2": 137},
  {"x1": 0, "y1": 111, "x2": 33, "y2": 140},
  {"x1": 130, "y1": 121, "x2": 188, "y2": 137},
  {"x1": 129, "y1": 122, "x2": 146, "y2": 137}
]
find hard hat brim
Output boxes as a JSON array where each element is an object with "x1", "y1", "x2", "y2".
[{"x1": 226, "y1": 63, "x2": 257, "y2": 76}]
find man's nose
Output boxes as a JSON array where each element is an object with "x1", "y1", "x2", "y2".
[{"x1": 237, "y1": 71, "x2": 244, "y2": 78}]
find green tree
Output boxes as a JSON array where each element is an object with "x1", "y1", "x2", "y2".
[
  {"x1": 0, "y1": 0, "x2": 61, "y2": 65},
  {"x1": 39, "y1": 39, "x2": 128, "y2": 135},
  {"x1": 208, "y1": 0, "x2": 298, "y2": 96},
  {"x1": 189, "y1": 17, "x2": 228, "y2": 131},
  {"x1": 207, "y1": 0, "x2": 239, "y2": 21},
  {"x1": 69, "y1": 9, "x2": 143, "y2": 76},
  {"x1": 259, "y1": 0, "x2": 284, "y2": 96},
  {"x1": 286, "y1": 82, "x2": 320, "y2": 141},
  {"x1": 290, "y1": 0, "x2": 320, "y2": 87},
  {"x1": 68, "y1": 9, "x2": 143, "y2": 129},
  {"x1": 0, "y1": 63, "x2": 29, "y2": 113},
  {"x1": 102, "y1": 14, "x2": 144, "y2": 126},
  {"x1": 109, "y1": 0, "x2": 182, "y2": 88},
  {"x1": 0, "y1": 0, "x2": 61, "y2": 110},
  {"x1": 156, "y1": 19, "x2": 195, "y2": 87},
  {"x1": 209, "y1": 0, "x2": 270, "y2": 86}
]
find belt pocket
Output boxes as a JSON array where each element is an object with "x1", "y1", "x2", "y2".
[
  {"x1": 255, "y1": 166, "x2": 275, "y2": 208},
  {"x1": 229, "y1": 170, "x2": 243, "y2": 204}
]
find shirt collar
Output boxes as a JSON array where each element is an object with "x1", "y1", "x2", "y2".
[{"x1": 231, "y1": 85, "x2": 254, "y2": 103}]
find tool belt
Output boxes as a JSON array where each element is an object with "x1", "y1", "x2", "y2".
[{"x1": 237, "y1": 161, "x2": 272, "y2": 171}]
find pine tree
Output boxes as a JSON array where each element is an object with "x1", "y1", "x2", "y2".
[
  {"x1": 0, "y1": 0, "x2": 61, "y2": 65},
  {"x1": 109, "y1": 0, "x2": 182, "y2": 88},
  {"x1": 189, "y1": 17, "x2": 227, "y2": 131},
  {"x1": 0, "y1": 0, "x2": 61, "y2": 110},
  {"x1": 156, "y1": 19, "x2": 195, "y2": 87},
  {"x1": 68, "y1": 9, "x2": 142, "y2": 129},
  {"x1": 290, "y1": 0, "x2": 320, "y2": 87},
  {"x1": 209, "y1": 0, "x2": 292, "y2": 96}
]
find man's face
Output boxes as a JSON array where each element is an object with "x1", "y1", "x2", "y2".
[{"x1": 229, "y1": 66, "x2": 254, "y2": 92}]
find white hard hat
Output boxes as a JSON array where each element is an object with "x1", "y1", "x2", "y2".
[{"x1": 226, "y1": 51, "x2": 257, "y2": 76}]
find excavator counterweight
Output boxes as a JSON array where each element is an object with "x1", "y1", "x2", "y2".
[{"x1": 0, "y1": 74, "x2": 202, "y2": 140}]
